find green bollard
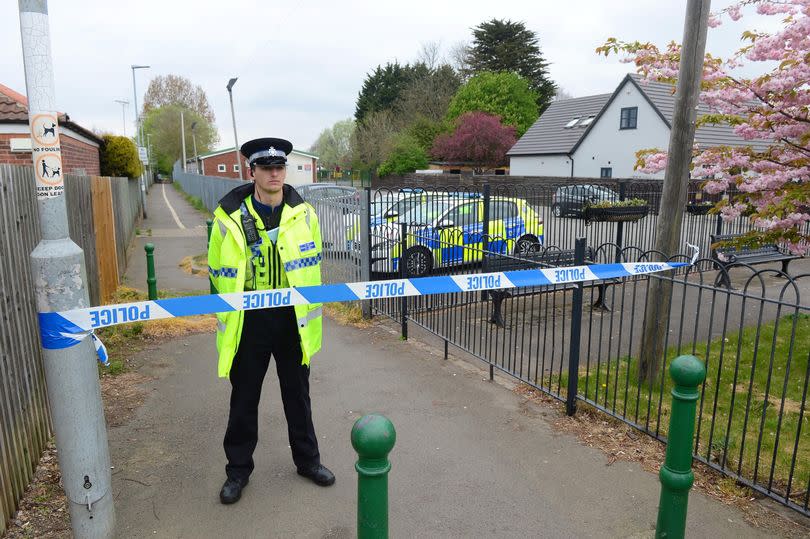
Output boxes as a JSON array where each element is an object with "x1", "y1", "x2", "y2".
[
  {"x1": 655, "y1": 355, "x2": 706, "y2": 539},
  {"x1": 206, "y1": 219, "x2": 215, "y2": 294},
  {"x1": 351, "y1": 414, "x2": 396, "y2": 539},
  {"x1": 145, "y1": 243, "x2": 158, "y2": 300}
]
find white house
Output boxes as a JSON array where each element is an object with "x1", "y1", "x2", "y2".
[{"x1": 508, "y1": 74, "x2": 765, "y2": 178}]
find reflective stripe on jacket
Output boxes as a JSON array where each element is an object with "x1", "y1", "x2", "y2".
[{"x1": 208, "y1": 183, "x2": 323, "y2": 378}]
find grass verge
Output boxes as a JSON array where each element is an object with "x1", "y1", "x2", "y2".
[
  {"x1": 171, "y1": 181, "x2": 212, "y2": 217},
  {"x1": 556, "y1": 312, "x2": 809, "y2": 498}
]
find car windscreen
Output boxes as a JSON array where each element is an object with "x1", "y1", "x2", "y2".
[{"x1": 401, "y1": 200, "x2": 452, "y2": 225}]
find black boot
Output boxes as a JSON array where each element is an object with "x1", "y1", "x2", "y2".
[
  {"x1": 296, "y1": 464, "x2": 335, "y2": 486},
  {"x1": 219, "y1": 477, "x2": 249, "y2": 504}
]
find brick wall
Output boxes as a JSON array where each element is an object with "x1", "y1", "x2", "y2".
[
  {"x1": 0, "y1": 132, "x2": 100, "y2": 175},
  {"x1": 61, "y1": 135, "x2": 100, "y2": 175},
  {"x1": 197, "y1": 151, "x2": 247, "y2": 180},
  {"x1": 0, "y1": 134, "x2": 34, "y2": 166}
]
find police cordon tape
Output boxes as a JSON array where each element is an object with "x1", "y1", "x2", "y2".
[{"x1": 39, "y1": 249, "x2": 699, "y2": 366}]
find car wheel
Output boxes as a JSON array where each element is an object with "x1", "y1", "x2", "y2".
[
  {"x1": 552, "y1": 204, "x2": 562, "y2": 218},
  {"x1": 403, "y1": 247, "x2": 433, "y2": 277},
  {"x1": 515, "y1": 235, "x2": 540, "y2": 255}
]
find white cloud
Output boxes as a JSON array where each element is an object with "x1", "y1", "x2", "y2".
[{"x1": 0, "y1": 0, "x2": 778, "y2": 152}]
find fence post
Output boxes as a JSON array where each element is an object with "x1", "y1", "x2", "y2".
[
  {"x1": 145, "y1": 243, "x2": 157, "y2": 300},
  {"x1": 615, "y1": 181, "x2": 626, "y2": 263},
  {"x1": 566, "y1": 237, "x2": 586, "y2": 416},
  {"x1": 361, "y1": 188, "x2": 372, "y2": 319},
  {"x1": 399, "y1": 222, "x2": 408, "y2": 340},
  {"x1": 481, "y1": 184, "x2": 491, "y2": 303},
  {"x1": 206, "y1": 219, "x2": 216, "y2": 294},
  {"x1": 655, "y1": 355, "x2": 706, "y2": 539},
  {"x1": 351, "y1": 414, "x2": 396, "y2": 539}
]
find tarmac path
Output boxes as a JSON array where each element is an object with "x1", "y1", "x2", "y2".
[{"x1": 110, "y1": 182, "x2": 786, "y2": 538}]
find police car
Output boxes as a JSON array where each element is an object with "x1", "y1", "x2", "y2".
[
  {"x1": 371, "y1": 195, "x2": 544, "y2": 276},
  {"x1": 345, "y1": 189, "x2": 456, "y2": 252}
]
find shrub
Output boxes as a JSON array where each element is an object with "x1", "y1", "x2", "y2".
[{"x1": 100, "y1": 135, "x2": 143, "y2": 178}]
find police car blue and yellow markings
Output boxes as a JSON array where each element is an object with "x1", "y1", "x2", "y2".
[{"x1": 374, "y1": 197, "x2": 545, "y2": 274}]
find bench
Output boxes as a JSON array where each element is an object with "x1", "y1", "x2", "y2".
[
  {"x1": 482, "y1": 247, "x2": 609, "y2": 328},
  {"x1": 710, "y1": 233, "x2": 800, "y2": 288}
]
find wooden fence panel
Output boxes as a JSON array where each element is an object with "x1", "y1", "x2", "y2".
[
  {"x1": 64, "y1": 174, "x2": 100, "y2": 306},
  {"x1": 111, "y1": 176, "x2": 141, "y2": 280},
  {"x1": 91, "y1": 177, "x2": 119, "y2": 303},
  {"x1": 0, "y1": 165, "x2": 51, "y2": 534},
  {"x1": 0, "y1": 166, "x2": 142, "y2": 532}
]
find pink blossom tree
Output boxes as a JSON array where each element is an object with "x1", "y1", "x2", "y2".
[
  {"x1": 597, "y1": 0, "x2": 810, "y2": 253},
  {"x1": 431, "y1": 111, "x2": 517, "y2": 173}
]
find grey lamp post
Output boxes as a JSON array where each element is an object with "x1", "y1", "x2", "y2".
[
  {"x1": 114, "y1": 99, "x2": 128, "y2": 136},
  {"x1": 226, "y1": 77, "x2": 243, "y2": 180},
  {"x1": 191, "y1": 121, "x2": 200, "y2": 174},
  {"x1": 131, "y1": 64, "x2": 149, "y2": 218}
]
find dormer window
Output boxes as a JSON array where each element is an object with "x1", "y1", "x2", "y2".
[
  {"x1": 564, "y1": 117, "x2": 580, "y2": 128},
  {"x1": 579, "y1": 115, "x2": 595, "y2": 127}
]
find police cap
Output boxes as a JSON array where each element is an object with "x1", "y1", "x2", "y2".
[{"x1": 240, "y1": 137, "x2": 293, "y2": 167}]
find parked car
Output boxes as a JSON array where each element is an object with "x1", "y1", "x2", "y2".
[
  {"x1": 295, "y1": 183, "x2": 358, "y2": 204},
  {"x1": 371, "y1": 195, "x2": 544, "y2": 276},
  {"x1": 551, "y1": 185, "x2": 618, "y2": 217},
  {"x1": 295, "y1": 183, "x2": 359, "y2": 251}
]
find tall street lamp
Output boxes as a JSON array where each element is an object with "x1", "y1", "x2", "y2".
[
  {"x1": 131, "y1": 64, "x2": 150, "y2": 218},
  {"x1": 191, "y1": 121, "x2": 200, "y2": 174},
  {"x1": 226, "y1": 77, "x2": 243, "y2": 180},
  {"x1": 114, "y1": 99, "x2": 128, "y2": 136}
]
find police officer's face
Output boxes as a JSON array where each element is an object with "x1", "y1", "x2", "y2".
[{"x1": 252, "y1": 164, "x2": 286, "y2": 195}]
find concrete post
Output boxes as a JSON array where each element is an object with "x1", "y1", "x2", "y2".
[{"x1": 18, "y1": 1, "x2": 115, "y2": 536}]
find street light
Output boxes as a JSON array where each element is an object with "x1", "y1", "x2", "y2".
[
  {"x1": 191, "y1": 121, "x2": 200, "y2": 174},
  {"x1": 131, "y1": 64, "x2": 150, "y2": 218},
  {"x1": 114, "y1": 99, "x2": 128, "y2": 136},
  {"x1": 226, "y1": 77, "x2": 243, "y2": 180}
]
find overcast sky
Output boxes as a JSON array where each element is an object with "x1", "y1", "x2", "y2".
[{"x1": 0, "y1": 1, "x2": 777, "y2": 153}]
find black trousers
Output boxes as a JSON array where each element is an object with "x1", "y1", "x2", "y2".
[{"x1": 223, "y1": 307, "x2": 320, "y2": 481}]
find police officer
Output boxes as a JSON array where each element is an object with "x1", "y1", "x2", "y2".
[{"x1": 208, "y1": 137, "x2": 334, "y2": 505}]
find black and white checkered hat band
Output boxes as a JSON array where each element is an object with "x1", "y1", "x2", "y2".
[{"x1": 249, "y1": 149, "x2": 287, "y2": 163}]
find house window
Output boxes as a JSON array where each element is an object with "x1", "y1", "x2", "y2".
[
  {"x1": 620, "y1": 107, "x2": 637, "y2": 129},
  {"x1": 579, "y1": 115, "x2": 595, "y2": 127},
  {"x1": 600, "y1": 167, "x2": 612, "y2": 178},
  {"x1": 298, "y1": 165, "x2": 303, "y2": 171},
  {"x1": 233, "y1": 164, "x2": 240, "y2": 172},
  {"x1": 218, "y1": 164, "x2": 226, "y2": 172}
]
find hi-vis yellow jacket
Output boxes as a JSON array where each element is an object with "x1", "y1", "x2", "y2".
[{"x1": 208, "y1": 183, "x2": 323, "y2": 378}]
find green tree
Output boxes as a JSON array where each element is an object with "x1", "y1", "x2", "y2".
[
  {"x1": 142, "y1": 104, "x2": 217, "y2": 175},
  {"x1": 446, "y1": 72, "x2": 538, "y2": 136},
  {"x1": 100, "y1": 134, "x2": 142, "y2": 178},
  {"x1": 142, "y1": 74, "x2": 216, "y2": 123},
  {"x1": 405, "y1": 116, "x2": 447, "y2": 154},
  {"x1": 377, "y1": 134, "x2": 429, "y2": 177},
  {"x1": 310, "y1": 119, "x2": 355, "y2": 171},
  {"x1": 467, "y1": 19, "x2": 556, "y2": 111},
  {"x1": 354, "y1": 62, "x2": 431, "y2": 124}
]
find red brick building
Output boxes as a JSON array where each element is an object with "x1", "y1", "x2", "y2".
[
  {"x1": 190, "y1": 146, "x2": 318, "y2": 186},
  {"x1": 0, "y1": 83, "x2": 102, "y2": 175}
]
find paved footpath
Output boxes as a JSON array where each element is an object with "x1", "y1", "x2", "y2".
[
  {"x1": 124, "y1": 182, "x2": 211, "y2": 294},
  {"x1": 112, "y1": 183, "x2": 779, "y2": 538}
]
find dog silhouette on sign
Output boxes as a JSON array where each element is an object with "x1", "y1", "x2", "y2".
[
  {"x1": 43, "y1": 123, "x2": 56, "y2": 138},
  {"x1": 51, "y1": 167, "x2": 61, "y2": 178}
]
